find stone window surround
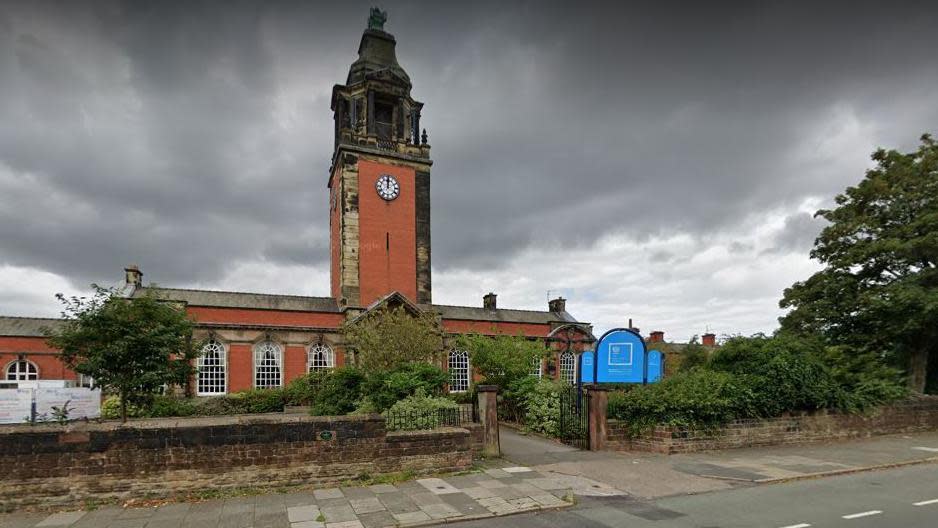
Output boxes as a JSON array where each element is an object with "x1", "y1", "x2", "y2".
[
  {"x1": 197, "y1": 339, "x2": 228, "y2": 396},
  {"x1": 5, "y1": 359, "x2": 38, "y2": 381}
]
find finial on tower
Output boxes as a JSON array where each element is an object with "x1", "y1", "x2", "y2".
[{"x1": 368, "y1": 7, "x2": 388, "y2": 31}]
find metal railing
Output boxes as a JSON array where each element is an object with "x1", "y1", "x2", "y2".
[{"x1": 384, "y1": 403, "x2": 478, "y2": 431}]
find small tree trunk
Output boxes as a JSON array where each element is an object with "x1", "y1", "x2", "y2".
[
  {"x1": 908, "y1": 347, "x2": 929, "y2": 393},
  {"x1": 120, "y1": 390, "x2": 128, "y2": 423}
]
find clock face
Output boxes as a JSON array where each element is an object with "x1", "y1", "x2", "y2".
[{"x1": 376, "y1": 174, "x2": 400, "y2": 201}]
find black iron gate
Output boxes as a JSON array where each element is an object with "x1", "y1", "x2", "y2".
[{"x1": 558, "y1": 384, "x2": 590, "y2": 449}]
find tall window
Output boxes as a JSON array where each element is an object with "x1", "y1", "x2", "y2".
[
  {"x1": 254, "y1": 341, "x2": 283, "y2": 389},
  {"x1": 197, "y1": 340, "x2": 227, "y2": 395},
  {"x1": 5, "y1": 360, "x2": 38, "y2": 381},
  {"x1": 307, "y1": 344, "x2": 335, "y2": 372},
  {"x1": 448, "y1": 350, "x2": 470, "y2": 393},
  {"x1": 530, "y1": 356, "x2": 543, "y2": 378},
  {"x1": 559, "y1": 352, "x2": 576, "y2": 385}
]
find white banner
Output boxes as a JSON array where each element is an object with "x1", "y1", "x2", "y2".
[
  {"x1": 34, "y1": 387, "x2": 102, "y2": 420},
  {"x1": 0, "y1": 389, "x2": 34, "y2": 425}
]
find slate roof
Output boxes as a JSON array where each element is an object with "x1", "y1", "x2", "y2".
[
  {"x1": 126, "y1": 286, "x2": 585, "y2": 327},
  {"x1": 423, "y1": 304, "x2": 579, "y2": 325},
  {"x1": 134, "y1": 287, "x2": 341, "y2": 313},
  {"x1": 0, "y1": 317, "x2": 63, "y2": 337}
]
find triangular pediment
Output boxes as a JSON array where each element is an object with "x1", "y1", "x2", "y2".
[{"x1": 347, "y1": 291, "x2": 424, "y2": 325}]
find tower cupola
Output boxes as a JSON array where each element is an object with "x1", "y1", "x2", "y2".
[{"x1": 330, "y1": 8, "x2": 429, "y2": 159}]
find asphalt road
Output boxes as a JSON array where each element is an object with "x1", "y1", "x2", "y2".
[{"x1": 450, "y1": 463, "x2": 938, "y2": 527}]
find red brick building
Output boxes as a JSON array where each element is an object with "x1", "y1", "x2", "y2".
[{"x1": 0, "y1": 15, "x2": 595, "y2": 394}]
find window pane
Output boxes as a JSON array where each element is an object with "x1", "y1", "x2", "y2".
[
  {"x1": 307, "y1": 344, "x2": 334, "y2": 372},
  {"x1": 560, "y1": 352, "x2": 576, "y2": 385},
  {"x1": 254, "y1": 341, "x2": 282, "y2": 388},
  {"x1": 449, "y1": 350, "x2": 470, "y2": 393},
  {"x1": 197, "y1": 340, "x2": 227, "y2": 395}
]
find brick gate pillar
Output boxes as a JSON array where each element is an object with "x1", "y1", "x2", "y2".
[
  {"x1": 476, "y1": 385, "x2": 500, "y2": 457},
  {"x1": 586, "y1": 384, "x2": 609, "y2": 451}
]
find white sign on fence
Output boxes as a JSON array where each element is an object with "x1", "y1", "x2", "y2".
[
  {"x1": 0, "y1": 389, "x2": 33, "y2": 424},
  {"x1": 34, "y1": 387, "x2": 102, "y2": 420}
]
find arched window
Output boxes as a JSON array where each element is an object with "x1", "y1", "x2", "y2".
[
  {"x1": 254, "y1": 341, "x2": 283, "y2": 389},
  {"x1": 197, "y1": 340, "x2": 227, "y2": 395},
  {"x1": 448, "y1": 350, "x2": 470, "y2": 393},
  {"x1": 530, "y1": 356, "x2": 543, "y2": 378},
  {"x1": 5, "y1": 360, "x2": 38, "y2": 381},
  {"x1": 307, "y1": 344, "x2": 335, "y2": 372},
  {"x1": 559, "y1": 352, "x2": 576, "y2": 385}
]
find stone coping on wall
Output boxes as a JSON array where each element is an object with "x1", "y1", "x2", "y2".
[
  {"x1": 0, "y1": 411, "x2": 485, "y2": 509},
  {"x1": 0, "y1": 411, "x2": 386, "y2": 434}
]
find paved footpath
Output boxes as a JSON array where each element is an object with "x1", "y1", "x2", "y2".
[
  {"x1": 500, "y1": 426, "x2": 938, "y2": 499},
  {"x1": 0, "y1": 464, "x2": 617, "y2": 528}
]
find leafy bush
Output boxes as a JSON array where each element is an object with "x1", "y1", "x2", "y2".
[
  {"x1": 521, "y1": 379, "x2": 563, "y2": 437},
  {"x1": 502, "y1": 375, "x2": 537, "y2": 423},
  {"x1": 226, "y1": 388, "x2": 286, "y2": 414},
  {"x1": 284, "y1": 368, "x2": 367, "y2": 416},
  {"x1": 608, "y1": 335, "x2": 910, "y2": 434},
  {"x1": 148, "y1": 396, "x2": 197, "y2": 417},
  {"x1": 101, "y1": 395, "x2": 147, "y2": 419},
  {"x1": 101, "y1": 395, "x2": 198, "y2": 419},
  {"x1": 362, "y1": 363, "x2": 448, "y2": 412},
  {"x1": 384, "y1": 388, "x2": 460, "y2": 431},
  {"x1": 607, "y1": 369, "x2": 762, "y2": 433}
]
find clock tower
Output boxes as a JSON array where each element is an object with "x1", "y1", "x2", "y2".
[{"x1": 329, "y1": 9, "x2": 432, "y2": 308}]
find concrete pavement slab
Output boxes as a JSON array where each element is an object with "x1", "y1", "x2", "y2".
[
  {"x1": 287, "y1": 505, "x2": 321, "y2": 523},
  {"x1": 34, "y1": 511, "x2": 86, "y2": 527},
  {"x1": 313, "y1": 489, "x2": 343, "y2": 500},
  {"x1": 348, "y1": 498, "x2": 384, "y2": 515},
  {"x1": 355, "y1": 510, "x2": 396, "y2": 528}
]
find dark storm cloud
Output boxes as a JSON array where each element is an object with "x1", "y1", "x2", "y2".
[{"x1": 0, "y1": 0, "x2": 936, "y2": 291}]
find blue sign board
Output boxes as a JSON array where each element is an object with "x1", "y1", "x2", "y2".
[
  {"x1": 594, "y1": 328, "x2": 647, "y2": 384},
  {"x1": 579, "y1": 351, "x2": 595, "y2": 384},
  {"x1": 646, "y1": 350, "x2": 664, "y2": 383}
]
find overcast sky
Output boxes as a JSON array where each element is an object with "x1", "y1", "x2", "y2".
[{"x1": 1, "y1": 1, "x2": 937, "y2": 341}]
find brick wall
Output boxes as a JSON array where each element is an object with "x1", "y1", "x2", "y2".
[
  {"x1": 606, "y1": 396, "x2": 938, "y2": 454},
  {"x1": 0, "y1": 413, "x2": 483, "y2": 509}
]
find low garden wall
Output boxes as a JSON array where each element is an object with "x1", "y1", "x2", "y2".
[
  {"x1": 606, "y1": 396, "x2": 938, "y2": 454},
  {"x1": 0, "y1": 413, "x2": 484, "y2": 509}
]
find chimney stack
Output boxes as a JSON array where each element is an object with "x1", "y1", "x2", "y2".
[
  {"x1": 702, "y1": 333, "x2": 716, "y2": 346},
  {"x1": 124, "y1": 265, "x2": 143, "y2": 288},
  {"x1": 483, "y1": 292, "x2": 497, "y2": 310},
  {"x1": 548, "y1": 296, "x2": 566, "y2": 313},
  {"x1": 649, "y1": 331, "x2": 664, "y2": 343}
]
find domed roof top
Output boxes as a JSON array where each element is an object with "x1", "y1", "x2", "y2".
[{"x1": 347, "y1": 27, "x2": 411, "y2": 88}]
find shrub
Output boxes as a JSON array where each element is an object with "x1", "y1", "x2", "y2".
[
  {"x1": 101, "y1": 395, "x2": 147, "y2": 419},
  {"x1": 362, "y1": 363, "x2": 448, "y2": 412},
  {"x1": 226, "y1": 388, "x2": 286, "y2": 414},
  {"x1": 147, "y1": 396, "x2": 197, "y2": 417},
  {"x1": 384, "y1": 388, "x2": 460, "y2": 431},
  {"x1": 191, "y1": 395, "x2": 245, "y2": 416},
  {"x1": 502, "y1": 375, "x2": 537, "y2": 423},
  {"x1": 607, "y1": 369, "x2": 762, "y2": 434},
  {"x1": 522, "y1": 379, "x2": 564, "y2": 437},
  {"x1": 303, "y1": 368, "x2": 368, "y2": 416}
]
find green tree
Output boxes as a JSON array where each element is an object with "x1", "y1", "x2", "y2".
[
  {"x1": 454, "y1": 333, "x2": 546, "y2": 389},
  {"x1": 780, "y1": 134, "x2": 938, "y2": 392},
  {"x1": 46, "y1": 286, "x2": 199, "y2": 422},
  {"x1": 342, "y1": 306, "x2": 443, "y2": 371}
]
